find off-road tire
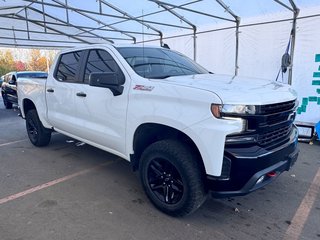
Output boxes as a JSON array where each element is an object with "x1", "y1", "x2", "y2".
[
  {"x1": 139, "y1": 139, "x2": 207, "y2": 217},
  {"x1": 26, "y1": 109, "x2": 51, "y2": 147},
  {"x1": 2, "y1": 94, "x2": 13, "y2": 109}
]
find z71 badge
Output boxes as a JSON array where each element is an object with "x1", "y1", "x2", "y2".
[{"x1": 133, "y1": 85, "x2": 155, "y2": 91}]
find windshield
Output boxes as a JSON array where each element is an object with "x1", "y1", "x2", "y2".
[
  {"x1": 17, "y1": 72, "x2": 48, "y2": 79},
  {"x1": 117, "y1": 47, "x2": 208, "y2": 79}
]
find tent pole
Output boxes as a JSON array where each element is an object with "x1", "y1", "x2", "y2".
[
  {"x1": 288, "y1": 1, "x2": 299, "y2": 85},
  {"x1": 100, "y1": 0, "x2": 163, "y2": 45},
  {"x1": 150, "y1": 1, "x2": 197, "y2": 60},
  {"x1": 193, "y1": 30, "x2": 197, "y2": 61},
  {"x1": 235, "y1": 18, "x2": 240, "y2": 76},
  {"x1": 24, "y1": 8, "x2": 30, "y2": 40},
  {"x1": 288, "y1": 11, "x2": 296, "y2": 85},
  {"x1": 41, "y1": 0, "x2": 47, "y2": 33},
  {"x1": 65, "y1": 0, "x2": 69, "y2": 23},
  {"x1": 215, "y1": 0, "x2": 240, "y2": 76}
]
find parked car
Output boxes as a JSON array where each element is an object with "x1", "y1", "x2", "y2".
[
  {"x1": 1, "y1": 71, "x2": 47, "y2": 109},
  {"x1": 17, "y1": 44, "x2": 299, "y2": 216}
]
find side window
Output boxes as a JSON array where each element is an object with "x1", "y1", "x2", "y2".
[
  {"x1": 55, "y1": 51, "x2": 83, "y2": 83},
  {"x1": 84, "y1": 49, "x2": 123, "y2": 84}
]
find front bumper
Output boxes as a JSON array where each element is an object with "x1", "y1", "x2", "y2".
[{"x1": 207, "y1": 126, "x2": 299, "y2": 198}]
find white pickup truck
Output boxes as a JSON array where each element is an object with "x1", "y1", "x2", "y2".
[{"x1": 18, "y1": 44, "x2": 299, "y2": 216}]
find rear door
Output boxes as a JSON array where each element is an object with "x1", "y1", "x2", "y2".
[
  {"x1": 46, "y1": 50, "x2": 85, "y2": 135},
  {"x1": 72, "y1": 48, "x2": 130, "y2": 155}
]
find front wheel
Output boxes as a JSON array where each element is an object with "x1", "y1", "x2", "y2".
[
  {"x1": 139, "y1": 140, "x2": 207, "y2": 217},
  {"x1": 2, "y1": 94, "x2": 13, "y2": 109},
  {"x1": 26, "y1": 109, "x2": 51, "y2": 147}
]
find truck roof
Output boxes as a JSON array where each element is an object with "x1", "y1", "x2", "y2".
[{"x1": 59, "y1": 43, "x2": 164, "y2": 54}]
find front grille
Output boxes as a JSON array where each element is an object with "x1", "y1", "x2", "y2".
[
  {"x1": 225, "y1": 99, "x2": 297, "y2": 148},
  {"x1": 259, "y1": 100, "x2": 296, "y2": 115},
  {"x1": 265, "y1": 112, "x2": 296, "y2": 126},
  {"x1": 258, "y1": 125, "x2": 292, "y2": 146},
  {"x1": 257, "y1": 100, "x2": 296, "y2": 146}
]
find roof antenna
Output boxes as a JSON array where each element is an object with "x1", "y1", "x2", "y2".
[{"x1": 162, "y1": 43, "x2": 170, "y2": 49}]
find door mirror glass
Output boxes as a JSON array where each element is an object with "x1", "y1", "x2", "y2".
[{"x1": 9, "y1": 79, "x2": 16, "y2": 85}]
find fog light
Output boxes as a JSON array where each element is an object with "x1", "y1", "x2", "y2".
[
  {"x1": 256, "y1": 175, "x2": 265, "y2": 185},
  {"x1": 225, "y1": 136, "x2": 255, "y2": 143}
]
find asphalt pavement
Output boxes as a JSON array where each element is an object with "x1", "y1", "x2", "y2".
[{"x1": 0, "y1": 97, "x2": 319, "y2": 240}]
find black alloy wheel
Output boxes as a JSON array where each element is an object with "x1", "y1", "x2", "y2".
[
  {"x1": 147, "y1": 158, "x2": 184, "y2": 204},
  {"x1": 26, "y1": 116, "x2": 39, "y2": 143}
]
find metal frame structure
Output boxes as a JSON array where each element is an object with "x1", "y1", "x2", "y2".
[
  {"x1": 272, "y1": 0, "x2": 300, "y2": 85},
  {"x1": 0, "y1": 0, "x2": 299, "y2": 81}
]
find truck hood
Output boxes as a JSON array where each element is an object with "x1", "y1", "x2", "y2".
[{"x1": 157, "y1": 74, "x2": 297, "y2": 105}]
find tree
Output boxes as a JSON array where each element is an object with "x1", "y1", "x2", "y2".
[
  {"x1": 46, "y1": 50, "x2": 57, "y2": 70},
  {"x1": 27, "y1": 49, "x2": 48, "y2": 71},
  {"x1": 15, "y1": 61, "x2": 26, "y2": 71},
  {"x1": 0, "y1": 48, "x2": 57, "y2": 76},
  {"x1": 0, "y1": 50, "x2": 15, "y2": 75}
]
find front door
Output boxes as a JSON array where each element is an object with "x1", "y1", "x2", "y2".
[{"x1": 72, "y1": 48, "x2": 130, "y2": 155}]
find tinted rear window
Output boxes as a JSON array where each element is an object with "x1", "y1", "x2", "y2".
[{"x1": 55, "y1": 51, "x2": 83, "y2": 82}]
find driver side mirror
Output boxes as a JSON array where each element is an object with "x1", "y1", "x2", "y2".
[
  {"x1": 9, "y1": 78, "x2": 16, "y2": 85},
  {"x1": 89, "y1": 72, "x2": 124, "y2": 96}
]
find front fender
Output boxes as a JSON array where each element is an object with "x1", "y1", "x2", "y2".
[{"x1": 125, "y1": 81, "x2": 221, "y2": 159}]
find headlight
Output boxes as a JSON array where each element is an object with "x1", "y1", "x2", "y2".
[
  {"x1": 211, "y1": 104, "x2": 256, "y2": 118},
  {"x1": 211, "y1": 104, "x2": 222, "y2": 118},
  {"x1": 222, "y1": 104, "x2": 256, "y2": 115},
  {"x1": 211, "y1": 104, "x2": 248, "y2": 132}
]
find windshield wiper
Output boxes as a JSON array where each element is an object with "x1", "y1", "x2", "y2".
[{"x1": 150, "y1": 75, "x2": 172, "y2": 79}]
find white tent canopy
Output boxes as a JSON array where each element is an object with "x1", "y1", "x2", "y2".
[{"x1": 0, "y1": 0, "x2": 305, "y2": 49}]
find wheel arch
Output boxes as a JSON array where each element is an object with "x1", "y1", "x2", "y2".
[
  {"x1": 21, "y1": 98, "x2": 36, "y2": 118},
  {"x1": 130, "y1": 123, "x2": 206, "y2": 176},
  {"x1": 21, "y1": 98, "x2": 52, "y2": 129}
]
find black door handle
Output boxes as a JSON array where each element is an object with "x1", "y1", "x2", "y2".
[
  {"x1": 76, "y1": 92, "x2": 87, "y2": 97},
  {"x1": 47, "y1": 88, "x2": 54, "y2": 93}
]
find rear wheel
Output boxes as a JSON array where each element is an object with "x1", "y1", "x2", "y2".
[
  {"x1": 139, "y1": 140, "x2": 206, "y2": 217},
  {"x1": 26, "y1": 109, "x2": 51, "y2": 147},
  {"x1": 2, "y1": 94, "x2": 12, "y2": 109}
]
